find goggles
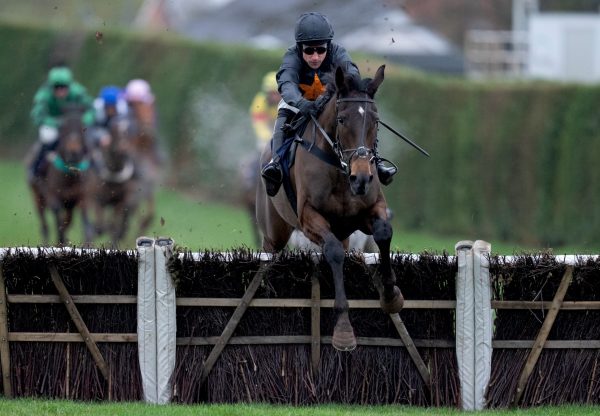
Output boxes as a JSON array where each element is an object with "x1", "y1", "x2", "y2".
[{"x1": 302, "y1": 46, "x2": 327, "y2": 55}]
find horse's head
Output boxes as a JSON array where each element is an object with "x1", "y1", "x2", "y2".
[
  {"x1": 323, "y1": 65, "x2": 385, "y2": 196},
  {"x1": 56, "y1": 109, "x2": 88, "y2": 169}
]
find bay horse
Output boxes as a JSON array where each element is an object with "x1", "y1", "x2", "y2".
[
  {"x1": 124, "y1": 101, "x2": 161, "y2": 235},
  {"x1": 89, "y1": 116, "x2": 138, "y2": 247},
  {"x1": 28, "y1": 108, "x2": 94, "y2": 246},
  {"x1": 256, "y1": 65, "x2": 403, "y2": 351}
]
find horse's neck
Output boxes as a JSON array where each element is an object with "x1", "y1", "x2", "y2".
[{"x1": 316, "y1": 99, "x2": 338, "y2": 141}]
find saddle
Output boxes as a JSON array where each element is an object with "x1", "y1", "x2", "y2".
[{"x1": 275, "y1": 115, "x2": 311, "y2": 214}]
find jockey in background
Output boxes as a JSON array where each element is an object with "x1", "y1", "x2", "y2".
[
  {"x1": 124, "y1": 79, "x2": 157, "y2": 128},
  {"x1": 242, "y1": 71, "x2": 281, "y2": 190},
  {"x1": 28, "y1": 66, "x2": 95, "y2": 180},
  {"x1": 250, "y1": 71, "x2": 281, "y2": 152},
  {"x1": 260, "y1": 12, "x2": 397, "y2": 197},
  {"x1": 89, "y1": 85, "x2": 129, "y2": 148},
  {"x1": 124, "y1": 78, "x2": 164, "y2": 166}
]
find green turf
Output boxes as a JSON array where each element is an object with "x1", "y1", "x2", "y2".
[{"x1": 0, "y1": 159, "x2": 595, "y2": 255}]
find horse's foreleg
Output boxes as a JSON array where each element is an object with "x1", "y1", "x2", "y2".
[
  {"x1": 37, "y1": 200, "x2": 49, "y2": 245},
  {"x1": 323, "y1": 234, "x2": 356, "y2": 351},
  {"x1": 372, "y1": 216, "x2": 403, "y2": 313},
  {"x1": 301, "y1": 207, "x2": 356, "y2": 351},
  {"x1": 138, "y1": 192, "x2": 154, "y2": 235},
  {"x1": 80, "y1": 206, "x2": 94, "y2": 247},
  {"x1": 53, "y1": 207, "x2": 69, "y2": 246},
  {"x1": 114, "y1": 205, "x2": 130, "y2": 247}
]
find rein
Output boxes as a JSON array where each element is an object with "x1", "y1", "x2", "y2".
[{"x1": 50, "y1": 153, "x2": 90, "y2": 175}]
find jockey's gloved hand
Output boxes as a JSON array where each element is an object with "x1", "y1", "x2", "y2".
[
  {"x1": 297, "y1": 98, "x2": 319, "y2": 118},
  {"x1": 314, "y1": 92, "x2": 330, "y2": 112},
  {"x1": 38, "y1": 125, "x2": 59, "y2": 144}
]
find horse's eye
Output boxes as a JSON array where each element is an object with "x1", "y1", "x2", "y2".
[{"x1": 337, "y1": 117, "x2": 345, "y2": 125}]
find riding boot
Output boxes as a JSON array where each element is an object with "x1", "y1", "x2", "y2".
[
  {"x1": 376, "y1": 162, "x2": 397, "y2": 186},
  {"x1": 29, "y1": 142, "x2": 54, "y2": 181},
  {"x1": 373, "y1": 137, "x2": 397, "y2": 186},
  {"x1": 261, "y1": 115, "x2": 287, "y2": 197}
]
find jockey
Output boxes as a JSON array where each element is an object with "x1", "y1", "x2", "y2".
[
  {"x1": 29, "y1": 66, "x2": 95, "y2": 179},
  {"x1": 260, "y1": 12, "x2": 397, "y2": 197},
  {"x1": 250, "y1": 71, "x2": 281, "y2": 152},
  {"x1": 94, "y1": 85, "x2": 128, "y2": 128},
  {"x1": 89, "y1": 85, "x2": 129, "y2": 148},
  {"x1": 124, "y1": 78, "x2": 156, "y2": 125},
  {"x1": 124, "y1": 78, "x2": 164, "y2": 165}
]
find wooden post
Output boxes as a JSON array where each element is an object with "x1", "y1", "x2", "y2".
[
  {"x1": 199, "y1": 263, "x2": 268, "y2": 385},
  {"x1": 512, "y1": 265, "x2": 573, "y2": 407},
  {"x1": 49, "y1": 265, "x2": 110, "y2": 382},
  {"x1": 310, "y1": 274, "x2": 320, "y2": 375},
  {"x1": 389, "y1": 313, "x2": 431, "y2": 388},
  {"x1": 0, "y1": 262, "x2": 12, "y2": 398}
]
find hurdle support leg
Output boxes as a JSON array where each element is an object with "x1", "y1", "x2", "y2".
[
  {"x1": 512, "y1": 265, "x2": 573, "y2": 407},
  {"x1": 311, "y1": 273, "x2": 321, "y2": 375},
  {"x1": 49, "y1": 265, "x2": 110, "y2": 382},
  {"x1": 199, "y1": 263, "x2": 269, "y2": 385},
  {"x1": 0, "y1": 261, "x2": 12, "y2": 398}
]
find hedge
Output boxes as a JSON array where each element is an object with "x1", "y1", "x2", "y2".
[{"x1": 1, "y1": 21, "x2": 599, "y2": 247}]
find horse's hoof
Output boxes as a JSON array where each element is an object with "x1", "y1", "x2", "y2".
[
  {"x1": 332, "y1": 325, "x2": 357, "y2": 351},
  {"x1": 380, "y1": 285, "x2": 404, "y2": 314}
]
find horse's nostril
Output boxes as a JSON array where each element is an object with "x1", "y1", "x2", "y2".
[
  {"x1": 368, "y1": 174, "x2": 373, "y2": 183},
  {"x1": 349, "y1": 175, "x2": 357, "y2": 183}
]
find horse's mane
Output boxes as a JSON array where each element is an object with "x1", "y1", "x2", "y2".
[{"x1": 322, "y1": 68, "x2": 370, "y2": 97}]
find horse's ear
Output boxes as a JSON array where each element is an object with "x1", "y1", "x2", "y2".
[
  {"x1": 366, "y1": 65, "x2": 385, "y2": 97},
  {"x1": 335, "y1": 66, "x2": 347, "y2": 95}
]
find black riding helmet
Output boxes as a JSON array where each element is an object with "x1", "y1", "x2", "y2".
[{"x1": 294, "y1": 12, "x2": 334, "y2": 45}]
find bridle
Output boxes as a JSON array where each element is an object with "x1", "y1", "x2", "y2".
[
  {"x1": 335, "y1": 96, "x2": 376, "y2": 173},
  {"x1": 307, "y1": 95, "x2": 377, "y2": 175}
]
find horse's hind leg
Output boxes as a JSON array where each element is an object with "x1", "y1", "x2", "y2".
[
  {"x1": 138, "y1": 192, "x2": 154, "y2": 235},
  {"x1": 372, "y1": 217, "x2": 403, "y2": 313}
]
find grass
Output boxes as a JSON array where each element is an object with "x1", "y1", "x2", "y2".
[
  {"x1": 0, "y1": 159, "x2": 595, "y2": 255},
  {"x1": 1, "y1": 399, "x2": 600, "y2": 416}
]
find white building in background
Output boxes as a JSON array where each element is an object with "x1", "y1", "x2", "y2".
[
  {"x1": 466, "y1": 0, "x2": 600, "y2": 84},
  {"x1": 528, "y1": 14, "x2": 600, "y2": 84}
]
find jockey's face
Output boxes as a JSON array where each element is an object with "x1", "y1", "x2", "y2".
[
  {"x1": 53, "y1": 84, "x2": 69, "y2": 99},
  {"x1": 105, "y1": 105, "x2": 117, "y2": 117},
  {"x1": 302, "y1": 43, "x2": 327, "y2": 70}
]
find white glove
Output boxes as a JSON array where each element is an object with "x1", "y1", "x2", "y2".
[{"x1": 39, "y1": 125, "x2": 59, "y2": 144}]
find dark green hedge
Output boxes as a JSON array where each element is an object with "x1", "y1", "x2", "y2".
[{"x1": 2, "y1": 21, "x2": 599, "y2": 247}]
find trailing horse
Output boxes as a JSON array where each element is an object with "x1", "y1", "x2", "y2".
[
  {"x1": 124, "y1": 100, "x2": 162, "y2": 235},
  {"x1": 256, "y1": 65, "x2": 403, "y2": 351},
  {"x1": 28, "y1": 109, "x2": 94, "y2": 246},
  {"x1": 89, "y1": 116, "x2": 138, "y2": 247}
]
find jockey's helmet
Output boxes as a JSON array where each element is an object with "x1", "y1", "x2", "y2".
[
  {"x1": 47, "y1": 66, "x2": 73, "y2": 87},
  {"x1": 294, "y1": 12, "x2": 334, "y2": 44},
  {"x1": 262, "y1": 71, "x2": 278, "y2": 92},
  {"x1": 125, "y1": 79, "x2": 155, "y2": 104},
  {"x1": 99, "y1": 85, "x2": 122, "y2": 106}
]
